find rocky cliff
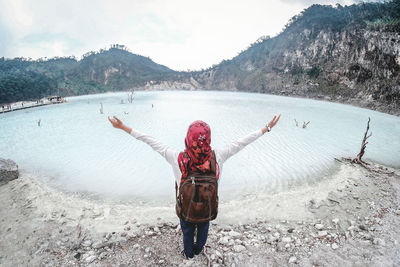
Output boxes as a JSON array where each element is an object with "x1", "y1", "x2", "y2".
[{"x1": 139, "y1": 2, "x2": 400, "y2": 115}]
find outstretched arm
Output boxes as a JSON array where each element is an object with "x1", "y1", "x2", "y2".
[
  {"x1": 217, "y1": 114, "x2": 281, "y2": 164},
  {"x1": 108, "y1": 116, "x2": 178, "y2": 165},
  {"x1": 108, "y1": 116, "x2": 132, "y2": 133}
]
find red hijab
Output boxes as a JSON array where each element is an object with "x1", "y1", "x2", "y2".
[{"x1": 178, "y1": 120, "x2": 219, "y2": 183}]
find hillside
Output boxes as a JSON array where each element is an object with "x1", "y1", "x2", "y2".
[
  {"x1": 0, "y1": 46, "x2": 176, "y2": 104},
  {"x1": 140, "y1": 1, "x2": 400, "y2": 115}
]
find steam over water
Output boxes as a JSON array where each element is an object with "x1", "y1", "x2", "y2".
[{"x1": 0, "y1": 91, "x2": 399, "y2": 203}]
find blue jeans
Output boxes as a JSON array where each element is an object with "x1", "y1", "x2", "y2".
[{"x1": 180, "y1": 219, "x2": 210, "y2": 258}]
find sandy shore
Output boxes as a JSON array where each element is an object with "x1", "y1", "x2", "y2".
[{"x1": 0, "y1": 161, "x2": 399, "y2": 266}]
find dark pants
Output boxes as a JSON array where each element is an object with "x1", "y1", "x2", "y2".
[{"x1": 180, "y1": 219, "x2": 210, "y2": 258}]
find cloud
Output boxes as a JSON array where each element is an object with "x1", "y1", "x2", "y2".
[{"x1": 0, "y1": 0, "x2": 378, "y2": 70}]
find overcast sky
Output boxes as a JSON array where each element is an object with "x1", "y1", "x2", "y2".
[{"x1": 0, "y1": 0, "x2": 381, "y2": 71}]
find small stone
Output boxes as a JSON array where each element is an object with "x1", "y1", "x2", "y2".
[
  {"x1": 215, "y1": 250, "x2": 223, "y2": 258},
  {"x1": 82, "y1": 240, "x2": 92, "y2": 247},
  {"x1": 373, "y1": 238, "x2": 385, "y2": 246},
  {"x1": 228, "y1": 231, "x2": 241, "y2": 238},
  {"x1": 99, "y1": 251, "x2": 107, "y2": 259},
  {"x1": 359, "y1": 224, "x2": 367, "y2": 231},
  {"x1": 233, "y1": 245, "x2": 246, "y2": 252},
  {"x1": 92, "y1": 241, "x2": 104, "y2": 249},
  {"x1": 288, "y1": 256, "x2": 297, "y2": 264},
  {"x1": 85, "y1": 255, "x2": 97, "y2": 263},
  {"x1": 120, "y1": 232, "x2": 127, "y2": 237},
  {"x1": 331, "y1": 243, "x2": 339, "y2": 250},
  {"x1": 154, "y1": 227, "x2": 160, "y2": 232},
  {"x1": 124, "y1": 221, "x2": 129, "y2": 225},
  {"x1": 332, "y1": 218, "x2": 340, "y2": 224},
  {"x1": 318, "y1": 231, "x2": 328, "y2": 237},
  {"x1": 315, "y1": 224, "x2": 324, "y2": 230},
  {"x1": 158, "y1": 260, "x2": 165, "y2": 264},
  {"x1": 287, "y1": 228, "x2": 295, "y2": 233},
  {"x1": 282, "y1": 237, "x2": 292, "y2": 243},
  {"x1": 145, "y1": 247, "x2": 151, "y2": 253},
  {"x1": 74, "y1": 252, "x2": 81, "y2": 259},
  {"x1": 218, "y1": 237, "x2": 229, "y2": 245},
  {"x1": 124, "y1": 226, "x2": 131, "y2": 231}
]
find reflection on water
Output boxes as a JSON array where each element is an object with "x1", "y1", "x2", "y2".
[{"x1": 0, "y1": 91, "x2": 399, "y2": 203}]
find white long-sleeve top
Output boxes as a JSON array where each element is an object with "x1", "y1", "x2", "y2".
[{"x1": 130, "y1": 129, "x2": 264, "y2": 185}]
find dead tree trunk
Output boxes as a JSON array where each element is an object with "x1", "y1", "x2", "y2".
[
  {"x1": 127, "y1": 89, "x2": 135, "y2": 103},
  {"x1": 302, "y1": 121, "x2": 310, "y2": 128},
  {"x1": 351, "y1": 117, "x2": 372, "y2": 166}
]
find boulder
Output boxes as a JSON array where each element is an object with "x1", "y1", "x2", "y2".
[{"x1": 0, "y1": 158, "x2": 19, "y2": 186}]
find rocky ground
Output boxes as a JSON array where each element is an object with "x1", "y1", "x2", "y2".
[{"x1": 0, "y1": 161, "x2": 399, "y2": 266}]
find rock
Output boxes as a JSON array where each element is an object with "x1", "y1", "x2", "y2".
[
  {"x1": 92, "y1": 241, "x2": 104, "y2": 249},
  {"x1": 265, "y1": 234, "x2": 278, "y2": 244},
  {"x1": 82, "y1": 240, "x2": 92, "y2": 247},
  {"x1": 332, "y1": 218, "x2": 340, "y2": 225},
  {"x1": 215, "y1": 250, "x2": 223, "y2": 258},
  {"x1": 373, "y1": 238, "x2": 385, "y2": 246},
  {"x1": 99, "y1": 252, "x2": 107, "y2": 259},
  {"x1": 120, "y1": 232, "x2": 127, "y2": 237},
  {"x1": 228, "y1": 231, "x2": 241, "y2": 238},
  {"x1": 74, "y1": 252, "x2": 81, "y2": 259},
  {"x1": 124, "y1": 226, "x2": 131, "y2": 231},
  {"x1": 288, "y1": 228, "x2": 295, "y2": 233},
  {"x1": 282, "y1": 237, "x2": 292, "y2": 243},
  {"x1": 288, "y1": 256, "x2": 297, "y2": 264},
  {"x1": 233, "y1": 245, "x2": 246, "y2": 252},
  {"x1": 332, "y1": 243, "x2": 339, "y2": 250},
  {"x1": 85, "y1": 255, "x2": 97, "y2": 263},
  {"x1": 358, "y1": 224, "x2": 367, "y2": 231},
  {"x1": 0, "y1": 158, "x2": 19, "y2": 186},
  {"x1": 218, "y1": 237, "x2": 230, "y2": 245},
  {"x1": 318, "y1": 231, "x2": 328, "y2": 237},
  {"x1": 315, "y1": 224, "x2": 324, "y2": 230}
]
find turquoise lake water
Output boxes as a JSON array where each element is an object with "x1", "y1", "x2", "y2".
[{"x1": 0, "y1": 91, "x2": 399, "y2": 202}]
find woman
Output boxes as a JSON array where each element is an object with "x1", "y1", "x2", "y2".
[{"x1": 108, "y1": 114, "x2": 280, "y2": 258}]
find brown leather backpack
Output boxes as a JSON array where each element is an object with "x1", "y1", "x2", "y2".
[{"x1": 175, "y1": 151, "x2": 218, "y2": 223}]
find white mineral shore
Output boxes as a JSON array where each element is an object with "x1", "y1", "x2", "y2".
[{"x1": 0, "y1": 161, "x2": 399, "y2": 266}]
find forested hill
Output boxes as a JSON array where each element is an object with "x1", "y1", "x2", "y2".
[
  {"x1": 140, "y1": 0, "x2": 400, "y2": 115},
  {"x1": 0, "y1": 46, "x2": 176, "y2": 104}
]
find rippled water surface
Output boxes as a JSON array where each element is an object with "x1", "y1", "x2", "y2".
[{"x1": 1, "y1": 91, "x2": 399, "y2": 202}]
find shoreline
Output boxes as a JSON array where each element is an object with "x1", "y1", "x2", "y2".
[
  {"x1": 2, "y1": 89, "x2": 399, "y2": 117},
  {"x1": 1, "y1": 161, "x2": 399, "y2": 266}
]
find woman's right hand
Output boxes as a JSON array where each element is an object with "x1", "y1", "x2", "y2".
[{"x1": 108, "y1": 116, "x2": 124, "y2": 129}]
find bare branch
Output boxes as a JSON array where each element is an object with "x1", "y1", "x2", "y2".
[{"x1": 351, "y1": 117, "x2": 371, "y2": 164}]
